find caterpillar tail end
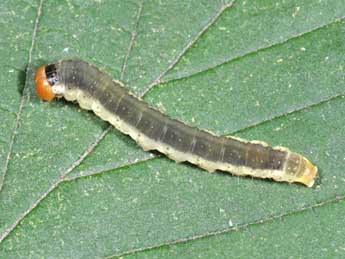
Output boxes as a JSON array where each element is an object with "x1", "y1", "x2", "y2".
[
  {"x1": 34, "y1": 65, "x2": 55, "y2": 101},
  {"x1": 296, "y1": 157, "x2": 318, "y2": 187}
]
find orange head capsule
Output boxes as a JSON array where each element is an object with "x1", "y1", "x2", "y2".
[
  {"x1": 34, "y1": 64, "x2": 59, "y2": 101},
  {"x1": 35, "y1": 65, "x2": 55, "y2": 101}
]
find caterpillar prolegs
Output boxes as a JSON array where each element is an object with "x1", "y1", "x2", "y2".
[{"x1": 34, "y1": 59, "x2": 317, "y2": 187}]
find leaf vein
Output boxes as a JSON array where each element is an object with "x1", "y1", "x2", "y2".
[
  {"x1": 160, "y1": 15, "x2": 345, "y2": 84},
  {"x1": 100, "y1": 194, "x2": 345, "y2": 258},
  {"x1": 0, "y1": 126, "x2": 109, "y2": 243},
  {"x1": 231, "y1": 93, "x2": 345, "y2": 135},
  {"x1": 139, "y1": 0, "x2": 236, "y2": 97},
  {"x1": 64, "y1": 155, "x2": 155, "y2": 182},
  {"x1": 120, "y1": 0, "x2": 144, "y2": 80},
  {"x1": 0, "y1": 0, "x2": 43, "y2": 193}
]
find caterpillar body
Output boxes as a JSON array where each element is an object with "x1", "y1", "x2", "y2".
[{"x1": 34, "y1": 59, "x2": 317, "y2": 187}]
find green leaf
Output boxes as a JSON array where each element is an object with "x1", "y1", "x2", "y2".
[
  {"x1": 123, "y1": 198, "x2": 345, "y2": 258},
  {"x1": 0, "y1": 0, "x2": 344, "y2": 258}
]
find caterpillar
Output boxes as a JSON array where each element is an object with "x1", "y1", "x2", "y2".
[{"x1": 34, "y1": 59, "x2": 317, "y2": 187}]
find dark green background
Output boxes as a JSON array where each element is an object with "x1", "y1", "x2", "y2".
[{"x1": 0, "y1": 0, "x2": 344, "y2": 258}]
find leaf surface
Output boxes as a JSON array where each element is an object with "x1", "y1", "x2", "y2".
[{"x1": 0, "y1": 0, "x2": 344, "y2": 258}]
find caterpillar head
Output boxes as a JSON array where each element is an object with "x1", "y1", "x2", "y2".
[{"x1": 35, "y1": 64, "x2": 64, "y2": 101}]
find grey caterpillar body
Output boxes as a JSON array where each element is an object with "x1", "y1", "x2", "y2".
[{"x1": 35, "y1": 59, "x2": 317, "y2": 187}]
